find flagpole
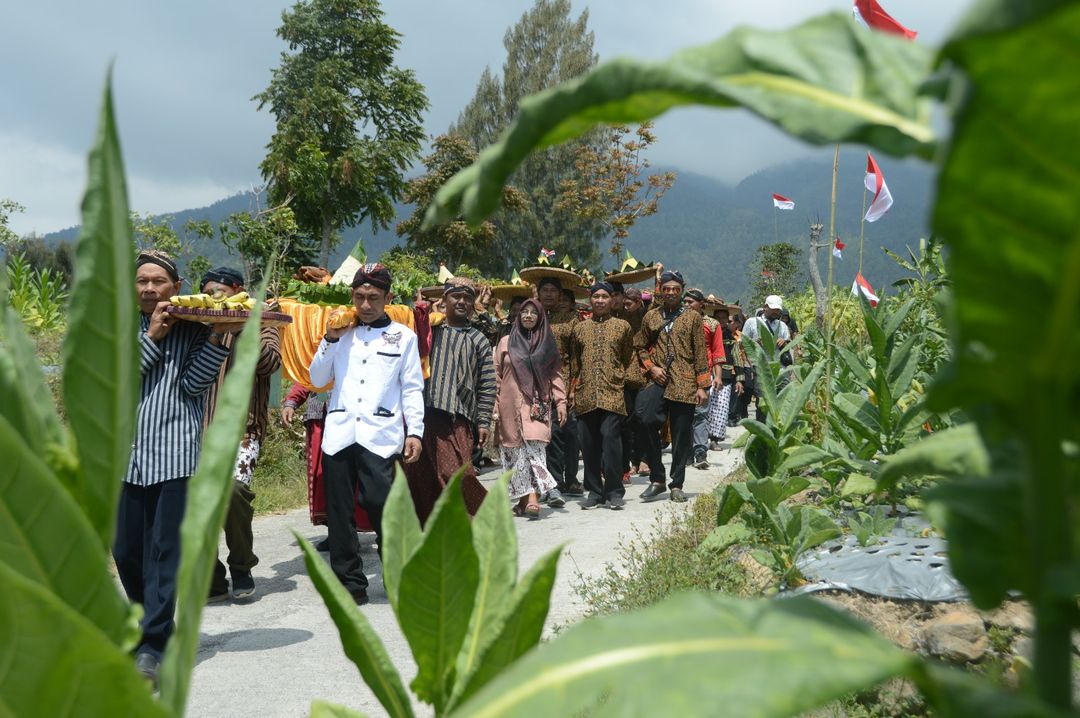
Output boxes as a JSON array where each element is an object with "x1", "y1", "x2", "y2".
[
  {"x1": 774, "y1": 209, "x2": 779, "y2": 244},
  {"x1": 859, "y1": 184, "x2": 867, "y2": 274},
  {"x1": 823, "y1": 143, "x2": 840, "y2": 436}
]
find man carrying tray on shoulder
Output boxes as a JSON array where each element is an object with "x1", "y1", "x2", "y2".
[{"x1": 309, "y1": 262, "x2": 425, "y2": 605}]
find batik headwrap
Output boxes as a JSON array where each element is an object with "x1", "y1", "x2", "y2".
[{"x1": 351, "y1": 263, "x2": 392, "y2": 291}]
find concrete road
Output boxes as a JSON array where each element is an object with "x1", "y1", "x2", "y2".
[{"x1": 187, "y1": 431, "x2": 744, "y2": 717}]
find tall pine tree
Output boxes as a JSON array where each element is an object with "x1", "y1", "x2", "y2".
[
  {"x1": 255, "y1": 0, "x2": 428, "y2": 265},
  {"x1": 451, "y1": 0, "x2": 605, "y2": 274}
]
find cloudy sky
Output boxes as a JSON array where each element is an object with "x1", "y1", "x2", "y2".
[{"x1": 2, "y1": 0, "x2": 973, "y2": 236}]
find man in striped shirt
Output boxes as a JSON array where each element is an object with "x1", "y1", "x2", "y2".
[
  {"x1": 199, "y1": 267, "x2": 282, "y2": 602},
  {"x1": 114, "y1": 251, "x2": 238, "y2": 685},
  {"x1": 404, "y1": 277, "x2": 496, "y2": 524}
]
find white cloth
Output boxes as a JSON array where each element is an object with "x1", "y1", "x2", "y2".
[
  {"x1": 707, "y1": 385, "x2": 731, "y2": 440},
  {"x1": 309, "y1": 319, "x2": 425, "y2": 459},
  {"x1": 233, "y1": 437, "x2": 261, "y2": 486},
  {"x1": 741, "y1": 315, "x2": 791, "y2": 344}
]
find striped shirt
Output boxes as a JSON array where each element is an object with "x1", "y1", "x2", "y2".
[
  {"x1": 126, "y1": 314, "x2": 231, "y2": 486},
  {"x1": 203, "y1": 323, "x2": 282, "y2": 443},
  {"x1": 424, "y1": 323, "x2": 496, "y2": 428}
]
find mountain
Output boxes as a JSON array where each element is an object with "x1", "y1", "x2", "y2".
[{"x1": 42, "y1": 148, "x2": 933, "y2": 303}]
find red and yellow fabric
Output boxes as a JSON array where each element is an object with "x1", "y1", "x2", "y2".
[{"x1": 277, "y1": 298, "x2": 429, "y2": 390}]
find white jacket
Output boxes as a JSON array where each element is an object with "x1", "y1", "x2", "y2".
[{"x1": 309, "y1": 319, "x2": 425, "y2": 458}]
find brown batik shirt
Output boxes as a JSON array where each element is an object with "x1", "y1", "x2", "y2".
[
  {"x1": 547, "y1": 308, "x2": 579, "y2": 382},
  {"x1": 569, "y1": 316, "x2": 634, "y2": 416},
  {"x1": 634, "y1": 305, "x2": 710, "y2": 404}
]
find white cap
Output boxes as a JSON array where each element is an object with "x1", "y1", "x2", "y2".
[{"x1": 764, "y1": 295, "x2": 783, "y2": 310}]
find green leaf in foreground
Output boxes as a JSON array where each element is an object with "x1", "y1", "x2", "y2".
[
  {"x1": 380, "y1": 464, "x2": 423, "y2": 611},
  {"x1": 424, "y1": 12, "x2": 934, "y2": 230},
  {"x1": 875, "y1": 423, "x2": 989, "y2": 491},
  {"x1": 62, "y1": 71, "x2": 139, "y2": 548},
  {"x1": 0, "y1": 413, "x2": 131, "y2": 645},
  {"x1": 298, "y1": 534, "x2": 415, "y2": 718},
  {"x1": 452, "y1": 474, "x2": 516, "y2": 702},
  {"x1": 397, "y1": 471, "x2": 480, "y2": 709},
  {"x1": 453, "y1": 593, "x2": 917, "y2": 718},
  {"x1": 0, "y1": 563, "x2": 168, "y2": 718},
  {"x1": 0, "y1": 301, "x2": 66, "y2": 463},
  {"x1": 452, "y1": 546, "x2": 561, "y2": 709},
  {"x1": 309, "y1": 701, "x2": 371, "y2": 718},
  {"x1": 159, "y1": 289, "x2": 266, "y2": 716}
]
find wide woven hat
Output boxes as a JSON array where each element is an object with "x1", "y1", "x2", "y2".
[{"x1": 604, "y1": 249, "x2": 657, "y2": 284}]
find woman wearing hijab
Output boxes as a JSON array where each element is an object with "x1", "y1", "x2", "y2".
[{"x1": 494, "y1": 299, "x2": 568, "y2": 518}]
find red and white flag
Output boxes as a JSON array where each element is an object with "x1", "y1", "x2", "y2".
[
  {"x1": 833, "y1": 237, "x2": 845, "y2": 260},
  {"x1": 851, "y1": 272, "x2": 879, "y2": 306},
  {"x1": 852, "y1": 0, "x2": 917, "y2": 40},
  {"x1": 772, "y1": 193, "x2": 795, "y2": 210},
  {"x1": 864, "y1": 153, "x2": 893, "y2": 223}
]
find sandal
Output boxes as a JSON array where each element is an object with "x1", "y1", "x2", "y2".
[
  {"x1": 513, "y1": 496, "x2": 529, "y2": 518},
  {"x1": 524, "y1": 501, "x2": 541, "y2": 519}
]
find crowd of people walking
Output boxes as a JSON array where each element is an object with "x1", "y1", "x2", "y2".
[{"x1": 122, "y1": 248, "x2": 797, "y2": 686}]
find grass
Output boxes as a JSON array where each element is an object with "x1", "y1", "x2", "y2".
[
  {"x1": 575, "y1": 465, "x2": 751, "y2": 617},
  {"x1": 251, "y1": 416, "x2": 308, "y2": 515}
]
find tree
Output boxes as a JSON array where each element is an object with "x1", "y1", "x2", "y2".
[
  {"x1": 131, "y1": 213, "x2": 211, "y2": 290},
  {"x1": 396, "y1": 134, "x2": 525, "y2": 270},
  {"x1": 747, "y1": 242, "x2": 804, "y2": 309},
  {"x1": 805, "y1": 223, "x2": 828, "y2": 330},
  {"x1": 555, "y1": 122, "x2": 676, "y2": 257},
  {"x1": 255, "y1": 0, "x2": 428, "y2": 266},
  {"x1": 451, "y1": 0, "x2": 605, "y2": 274},
  {"x1": 0, "y1": 198, "x2": 25, "y2": 249}
]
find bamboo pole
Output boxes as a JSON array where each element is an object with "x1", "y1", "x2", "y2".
[
  {"x1": 823, "y1": 144, "x2": 840, "y2": 434},
  {"x1": 774, "y1": 209, "x2": 779, "y2": 244},
  {"x1": 859, "y1": 184, "x2": 868, "y2": 274}
]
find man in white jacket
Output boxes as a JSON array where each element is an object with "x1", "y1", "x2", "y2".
[{"x1": 309, "y1": 263, "x2": 425, "y2": 604}]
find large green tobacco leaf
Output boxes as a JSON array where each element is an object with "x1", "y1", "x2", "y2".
[
  {"x1": 451, "y1": 547, "x2": 561, "y2": 709},
  {"x1": 381, "y1": 464, "x2": 422, "y2": 611},
  {"x1": 424, "y1": 12, "x2": 934, "y2": 230},
  {"x1": 453, "y1": 593, "x2": 917, "y2": 718},
  {"x1": 61, "y1": 74, "x2": 139, "y2": 548},
  {"x1": 0, "y1": 302, "x2": 66, "y2": 463},
  {"x1": 930, "y1": 1, "x2": 1080, "y2": 704},
  {"x1": 452, "y1": 475, "x2": 516, "y2": 702},
  {"x1": 0, "y1": 563, "x2": 168, "y2": 718},
  {"x1": 397, "y1": 473, "x2": 480, "y2": 709},
  {"x1": 918, "y1": 664, "x2": 1069, "y2": 718},
  {"x1": 876, "y1": 423, "x2": 989, "y2": 491},
  {"x1": 159, "y1": 291, "x2": 266, "y2": 716},
  {"x1": 297, "y1": 534, "x2": 415, "y2": 718},
  {"x1": 0, "y1": 414, "x2": 132, "y2": 645}
]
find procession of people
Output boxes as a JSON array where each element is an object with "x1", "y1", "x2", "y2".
[{"x1": 123, "y1": 247, "x2": 784, "y2": 685}]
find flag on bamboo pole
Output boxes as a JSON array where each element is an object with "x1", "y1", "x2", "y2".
[
  {"x1": 833, "y1": 237, "x2": 845, "y2": 260},
  {"x1": 851, "y1": 272, "x2": 880, "y2": 306},
  {"x1": 771, "y1": 193, "x2": 795, "y2": 210},
  {"x1": 852, "y1": 0, "x2": 917, "y2": 40},
  {"x1": 864, "y1": 153, "x2": 894, "y2": 223}
]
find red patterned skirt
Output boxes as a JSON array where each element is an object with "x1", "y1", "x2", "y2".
[{"x1": 404, "y1": 411, "x2": 488, "y2": 526}]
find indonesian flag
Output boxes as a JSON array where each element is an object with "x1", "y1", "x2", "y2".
[
  {"x1": 864, "y1": 153, "x2": 893, "y2": 223},
  {"x1": 540, "y1": 247, "x2": 556, "y2": 259},
  {"x1": 852, "y1": 0, "x2": 917, "y2": 40},
  {"x1": 833, "y1": 237, "x2": 845, "y2": 260},
  {"x1": 852, "y1": 272, "x2": 879, "y2": 306},
  {"x1": 772, "y1": 193, "x2": 795, "y2": 210}
]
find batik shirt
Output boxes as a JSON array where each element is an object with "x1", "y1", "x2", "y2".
[
  {"x1": 569, "y1": 316, "x2": 634, "y2": 416},
  {"x1": 546, "y1": 308, "x2": 579, "y2": 382},
  {"x1": 634, "y1": 306, "x2": 710, "y2": 404}
]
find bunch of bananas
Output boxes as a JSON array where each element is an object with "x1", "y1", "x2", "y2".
[{"x1": 170, "y1": 291, "x2": 256, "y2": 311}]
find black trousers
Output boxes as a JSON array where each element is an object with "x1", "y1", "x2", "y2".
[
  {"x1": 211, "y1": 480, "x2": 258, "y2": 593},
  {"x1": 640, "y1": 399, "x2": 695, "y2": 489},
  {"x1": 621, "y1": 388, "x2": 641, "y2": 472},
  {"x1": 113, "y1": 477, "x2": 188, "y2": 660},
  {"x1": 578, "y1": 409, "x2": 627, "y2": 501},
  {"x1": 546, "y1": 407, "x2": 580, "y2": 490},
  {"x1": 322, "y1": 443, "x2": 397, "y2": 593}
]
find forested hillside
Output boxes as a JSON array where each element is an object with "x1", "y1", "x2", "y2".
[{"x1": 42, "y1": 148, "x2": 932, "y2": 303}]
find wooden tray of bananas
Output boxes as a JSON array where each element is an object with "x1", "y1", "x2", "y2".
[{"x1": 166, "y1": 292, "x2": 293, "y2": 327}]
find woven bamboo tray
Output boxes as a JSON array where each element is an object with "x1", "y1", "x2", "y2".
[{"x1": 165, "y1": 306, "x2": 293, "y2": 327}]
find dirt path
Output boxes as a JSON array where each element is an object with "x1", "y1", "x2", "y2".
[{"x1": 187, "y1": 429, "x2": 745, "y2": 717}]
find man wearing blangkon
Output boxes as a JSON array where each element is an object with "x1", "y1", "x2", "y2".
[{"x1": 115, "y1": 250, "x2": 238, "y2": 687}]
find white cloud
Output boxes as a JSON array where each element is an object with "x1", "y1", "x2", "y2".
[{"x1": 0, "y1": 132, "x2": 246, "y2": 236}]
